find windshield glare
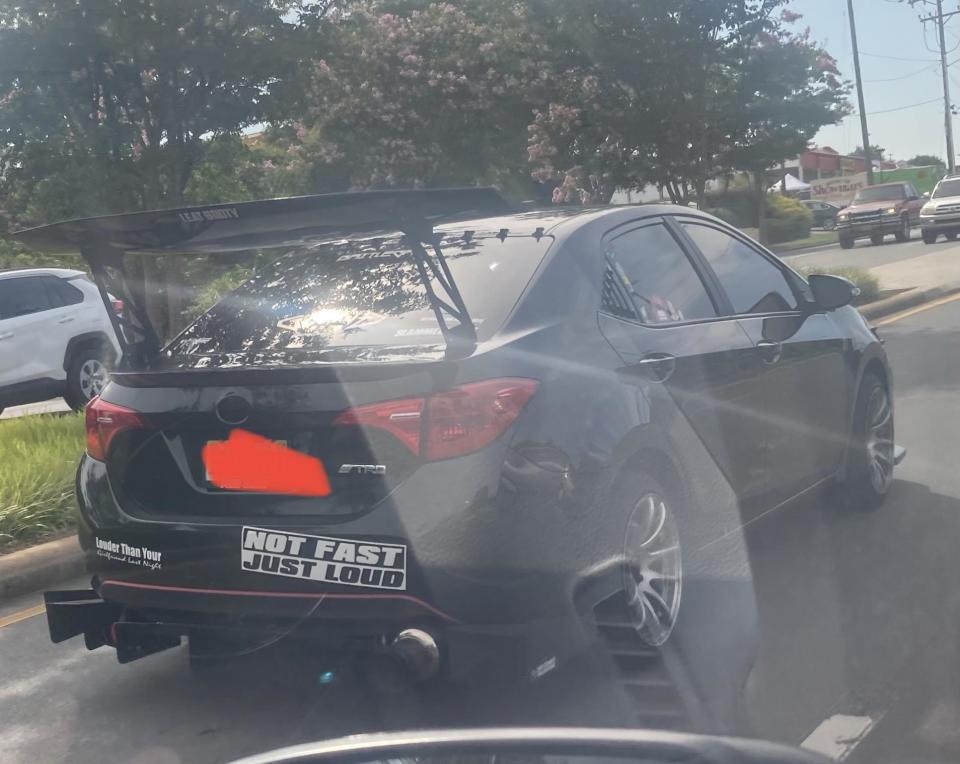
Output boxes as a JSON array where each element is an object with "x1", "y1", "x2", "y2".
[{"x1": 3, "y1": 2, "x2": 960, "y2": 763}]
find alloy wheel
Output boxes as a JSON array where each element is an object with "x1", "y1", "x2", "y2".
[
  {"x1": 865, "y1": 385, "x2": 894, "y2": 495},
  {"x1": 79, "y1": 358, "x2": 108, "y2": 400},
  {"x1": 623, "y1": 492, "x2": 682, "y2": 647}
]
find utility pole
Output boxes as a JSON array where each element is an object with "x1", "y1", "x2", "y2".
[
  {"x1": 847, "y1": 0, "x2": 874, "y2": 185},
  {"x1": 918, "y1": 0, "x2": 959, "y2": 172}
]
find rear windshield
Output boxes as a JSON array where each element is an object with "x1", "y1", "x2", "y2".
[{"x1": 164, "y1": 231, "x2": 553, "y2": 365}]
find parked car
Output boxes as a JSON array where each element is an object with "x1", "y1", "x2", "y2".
[
  {"x1": 919, "y1": 173, "x2": 960, "y2": 243},
  {"x1": 21, "y1": 190, "x2": 903, "y2": 731},
  {"x1": 0, "y1": 268, "x2": 121, "y2": 415},
  {"x1": 835, "y1": 181, "x2": 925, "y2": 248},
  {"x1": 800, "y1": 199, "x2": 842, "y2": 230}
]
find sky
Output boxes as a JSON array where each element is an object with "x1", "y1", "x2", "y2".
[{"x1": 790, "y1": 0, "x2": 959, "y2": 163}]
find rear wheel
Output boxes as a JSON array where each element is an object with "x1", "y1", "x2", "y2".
[
  {"x1": 64, "y1": 346, "x2": 111, "y2": 411},
  {"x1": 893, "y1": 215, "x2": 910, "y2": 243},
  {"x1": 947, "y1": 232, "x2": 958, "y2": 241},
  {"x1": 823, "y1": 218, "x2": 836, "y2": 231},
  {"x1": 841, "y1": 371, "x2": 895, "y2": 510},
  {"x1": 869, "y1": 233, "x2": 884, "y2": 246},
  {"x1": 922, "y1": 229, "x2": 938, "y2": 244},
  {"x1": 621, "y1": 478, "x2": 683, "y2": 647},
  {"x1": 839, "y1": 233, "x2": 855, "y2": 249}
]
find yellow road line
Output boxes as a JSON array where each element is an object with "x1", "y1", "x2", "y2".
[
  {"x1": 0, "y1": 603, "x2": 45, "y2": 629},
  {"x1": 873, "y1": 292, "x2": 960, "y2": 326}
]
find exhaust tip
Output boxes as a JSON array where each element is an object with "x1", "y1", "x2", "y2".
[{"x1": 392, "y1": 628, "x2": 440, "y2": 681}]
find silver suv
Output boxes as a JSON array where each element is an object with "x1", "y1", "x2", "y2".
[{"x1": 919, "y1": 174, "x2": 960, "y2": 243}]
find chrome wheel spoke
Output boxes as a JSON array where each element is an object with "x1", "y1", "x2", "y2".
[{"x1": 622, "y1": 491, "x2": 682, "y2": 647}]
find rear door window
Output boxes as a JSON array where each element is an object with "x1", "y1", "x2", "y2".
[
  {"x1": 0, "y1": 276, "x2": 54, "y2": 319},
  {"x1": 601, "y1": 223, "x2": 717, "y2": 324},
  {"x1": 167, "y1": 230, "x2": 553, "y2": 362}
]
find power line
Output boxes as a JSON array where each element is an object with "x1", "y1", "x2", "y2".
[
  {"x1": 856, "y1": 96, "x2": 941, "y2": 115},
  {"x1": 860, "y1": 50, "x2": 939, "y2": 62},
  {"x1": 865, "y1": 63, "x2": 939, "y2": 82}
]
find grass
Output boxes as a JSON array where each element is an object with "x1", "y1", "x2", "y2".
[
  {"x1": 769, "y1": 230, "x2": 838, "y2": 253},
  {"x1": 0, "y1": 413, "x2": 84, "y2": 551},
  {"x1": 796, "y1": 265, "x2": 881, "y2": 306}
]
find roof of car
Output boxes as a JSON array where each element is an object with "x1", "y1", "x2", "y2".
[{"x1": 0, "y1": 267, "x2": 85, "y2": 279}]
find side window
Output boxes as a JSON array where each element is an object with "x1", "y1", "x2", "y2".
[
  {"x1": 0, "y1": 276, "x2": 54, "y2": 319},
  {"x1": 44, "y1": 277, "x2": 84, "y2": 307},
  {"x1": 601, "y1": 223, "x2": 716, "y2": 324},
  {"x1": 681, "y1": 223, "x2": 800, "y2": 315}
]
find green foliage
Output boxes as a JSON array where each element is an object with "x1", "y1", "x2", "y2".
[
  {"x1": 185, "y1": 264, "x2": 255, "y2": 320},
  {"x1": 705, "y1": 207, "x2": 738, "y2": 225},
  {"x1": 797, "y1": 265, "x2": 880, "y2": 305},
  {"x1": 907, "y1": 154, "x2": 944, "y2": 169},
  {"x1": 0, "y1": 238, "x2": 85, "y2": 272},
  {"x1": 765, "y1": 194, "x2": 812, "y2": 243},
  {"x1": 0, "y1": 414, "x2": 84, "y2": 549}
]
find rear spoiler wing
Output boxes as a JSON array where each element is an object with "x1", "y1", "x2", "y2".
[{"x1": 13, "y1": 188, "x2": 514, "y2": 366}]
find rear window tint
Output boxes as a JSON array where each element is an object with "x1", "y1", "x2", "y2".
[{"x1": 166, "y1": 231, "x2": 552, "y2": 362}]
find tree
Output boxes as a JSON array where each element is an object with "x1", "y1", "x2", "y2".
[
  {"x1": 298, "y1": 0, "x2": 554, "y2": 195},
  {"x1": 524, "y1": 1, "x2": 845, "y2": 207},
  {"x1": 907, "y1": 154, "x2": 944, "y2": 168},
  {"x1": 0, "y1": 0, "x2": 325, "y2": 337},
  {"x1": 852, "y1": 144, "x2": 886, "y2": 160},
  {"x1": 721, "y1": 22, "x2": 849, "y2": 242}
]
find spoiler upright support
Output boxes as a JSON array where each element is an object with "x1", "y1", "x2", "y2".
[{"x1": 399, "y1": 215, "x2": 477, "y2": 359}]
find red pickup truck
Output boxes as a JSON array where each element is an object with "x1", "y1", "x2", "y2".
[{"x1": 835, "y1": 181, "x2": 926, "y2": 249}]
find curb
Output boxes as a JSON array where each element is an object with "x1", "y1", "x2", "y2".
[
  {"x1": 0, "y1": 535, "x2": 85, "y2": 603},
  {"x1": 774, "y1": 240, "x2": 839, "y2": 257},
  {"x1": 858, "y1": 282, "x2": 960, "y2": 321}
]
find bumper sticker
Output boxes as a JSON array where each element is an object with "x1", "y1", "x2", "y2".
[
  {"x1": 94, "y1": 537, "x2": 163, "y2": 570},
  {"x1": 241, "y1": 526, "x2": 407, "y2": 590}
]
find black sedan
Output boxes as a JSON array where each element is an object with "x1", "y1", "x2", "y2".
[
  {"x1": 17, "y1": 189, "x2": 903, "y2": 731},
  {"x1": 800, "y1": 199, "x2": 842, "y2": 229}
]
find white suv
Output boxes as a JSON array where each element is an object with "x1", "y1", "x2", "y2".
[{"x1": 0, "y1": 268, "x2": 121, "y2": 414}]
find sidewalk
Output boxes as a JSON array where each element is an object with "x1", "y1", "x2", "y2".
[{"x1": 868, "y1": 246, "x2": 960, "y2": 291}]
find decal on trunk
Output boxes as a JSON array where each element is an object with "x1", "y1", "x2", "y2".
[
  {"x1": 94, "y1": 537, "x2": 163, "y2": 571},
  {"x1": 240, "y1": 526, "x2": 407, "y2": 590}
]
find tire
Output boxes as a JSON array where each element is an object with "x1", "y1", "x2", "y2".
[
  {"x1": 893, "y1": 215, "x2": 910, "y2": 243},
  {"x1": 823, "y1": 218, "x2": 836, "y2": 231},
  {"x1": 841, "y1": 371, "x2": 895, "y2": 510},
  {"x1": 616, "y1": 473, "x2": 683, "y2": 648},
  {"x1": 922, "y1": 229, "x2": 938, "y2": 244},
  {"x1": 947, "y1": 232, "x2": 958, "y2": 241},
  {"x1": 869, "y1": 233, "x2": 884, "y2": 246},
  {"x1": 63, "y1": 345, "x2": 111, "y2": 411},
  {"x1": 839, "y1": 234, "x2": 855, "y2": 249}
]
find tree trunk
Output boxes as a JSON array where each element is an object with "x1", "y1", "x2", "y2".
[{"x1": 755, "y1": 170, "x2": 768, "y2": 244}]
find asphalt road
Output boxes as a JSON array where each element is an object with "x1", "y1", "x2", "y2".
[
  {"x1": 5, "y1": 295, "x2": 960, "y2": 762},
  {"x1": 780, "y1": 228, "x2": 956, "y2": 272}
]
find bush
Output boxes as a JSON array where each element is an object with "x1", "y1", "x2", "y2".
[
  {"x1": 766, "y1": 195, "x2": 813, "y2": 244},
  {"x1": 705, "y1": 207, "x2": 738, "y2": 225},
  {"x1": 0, "y1": 413, "x2": 84, "y2": 549},
  {"x1": 797, "y1": 265, "x2": 880, "y2": 305}
]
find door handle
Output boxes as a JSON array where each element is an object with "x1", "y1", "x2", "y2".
[
  {"x1": 635, "y1": 353, "x2": 677, "y2": 382},
  {"x1": 756, "y1": 340, "x2": 782, "y2": 364},
  {"x1": 0, "y1": 331, "x2": 12, "y2": 340},
  {"x1": 57, "y1": 316, "x2": 75, "y2": 324}
]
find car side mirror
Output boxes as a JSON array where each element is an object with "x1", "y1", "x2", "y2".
[
  {"x1": 923, "y1": 191, "x2": 931, "y2": 200},
  {"x1": 808, "y1": 273, "x2": 859, "y2": 311}
]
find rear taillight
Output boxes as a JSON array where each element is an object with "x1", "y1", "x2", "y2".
[
  {"x1": 85, "y1": 397, "x2": 145, "y2": 461},
  {"x1": 333, "y1": 378, "x2": 538, "y2": 461}
]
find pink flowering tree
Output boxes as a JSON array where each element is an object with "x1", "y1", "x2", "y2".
[{"x1": 298, "y1": 0, "x2": 555, "y2": 193}]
